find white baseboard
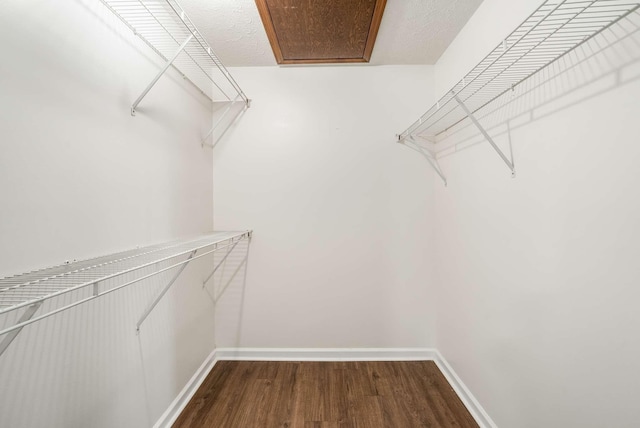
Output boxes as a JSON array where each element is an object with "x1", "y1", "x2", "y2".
[
  {"x1": 153, "y1": 348, "x2": 218, "y2": 428},
  {"x1": 154, "y1": 347, "x2": 495, "y2": 428},
  {"x1": 434, "y1": 350, "x2": 497, "y2": 428},
  {"x1": 215, "y1": 347, "x2": 437, "y2": 361}
]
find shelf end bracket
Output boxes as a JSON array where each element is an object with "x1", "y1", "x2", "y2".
[
  {"x1": 202, "y1": 94, "x2": 246, "y2": 148},
  {"x1": 406, "y1": 136, "x2": 447, "y2": 186},
  {"x1": 202, "y1": 240, "x2": 240, "y2": 288},
  {"x1": 453, "y1": 93, "x2": 515, "y2": 177},
  {"x1": 131, "y1": 34, "x2": 194, "y2": 116},
  {"x1": 136, "y1": 250, "x2": 197, "y2": 333},
  {"x1": 0, "y1": 302, "x2": 42, "y2": 358}
]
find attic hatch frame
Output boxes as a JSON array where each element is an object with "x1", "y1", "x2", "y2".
[
  {"x1": 397, "y1": 0, "x2": 640, "y2": 185},
  {"x1": 99, "y1": 0, "x2": 250, "y2": 147},
  {"x1": 255, "y1": 0, "x2": 388, "y2": 64}
]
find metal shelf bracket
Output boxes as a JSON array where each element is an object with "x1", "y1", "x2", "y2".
[
  {"x1": 135, "y1": 249, "x2": 197, "y2": 332},
  {"x1": 211, "y1": 252, "x2": 249, "y2": 304},
  {"x1": 131, "y1": 34, "x2": 194, "y2": 116},
  {"x1": 405, "y1": 136, "x2": 447, "y2": 186},
  {"x1": 453, "y1": 93, "x2": 516, "y2": 178},
  {"x1": 0, "y1": 302, "x2": 42, "y2": 358},
  {"x1": 202, "y1": 240, "x2": 240, "y2": 288},
  {"x1": 202, "y1": 95, "x2": 251, "y2": 149}
]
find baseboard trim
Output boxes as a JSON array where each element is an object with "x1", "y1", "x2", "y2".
[
  {"x1": 215, "y1": 347, "x2": 437, "y2": 361},
  {"x1": 434, "y1": 350, "x2": 497, "y2": 428},
  {"x1": 153, "y1": 347, "x2": 218, "y2": 428},
  {"x1": 155, "y1": 347, "x2": 495, "y2": 428}
]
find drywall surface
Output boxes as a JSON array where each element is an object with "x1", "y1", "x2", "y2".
[
  {"x1": 0, "y1": 1, "x2": 216, "y2": 427},
  {"x1": 212, "y1": 65, "x2": 437, "y2": 349},
  {"x1": 433, "y1": 0, "x2": 640, "y2": 426}
]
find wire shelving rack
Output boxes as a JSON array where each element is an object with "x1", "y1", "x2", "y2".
[
  {"x1": 99, "y1": 0, "x2": 249, "y2": 142},
  {"x1": 0, "y1": 231, "x2": 251, "y2": 357},
  {"x1": 397, "y1": 0, "x2": 640, "y2": 184}
]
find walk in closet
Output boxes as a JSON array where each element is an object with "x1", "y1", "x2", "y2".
[{"x1": 1, "y1": 0, "x2": 639, "y2": 426}]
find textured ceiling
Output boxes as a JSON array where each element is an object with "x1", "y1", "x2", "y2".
[{"x1": 179, "y1": 0, "x2": 484, "y2": 66}]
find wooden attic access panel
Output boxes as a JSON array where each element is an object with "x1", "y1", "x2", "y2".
[{"x1": 256, "y1": 0, "x2": 387, "y2": 64}]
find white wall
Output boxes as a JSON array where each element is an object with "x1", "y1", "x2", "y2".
[
  {"x1": 433, "y1": 1, "x2": 640, "y2": 427},
  {"x1": 0, "y1": 1, "x2": 219, "y2": 427},
  {"x1": 212, "y1": 65, "x2": 438, "y2": 349},
  {"x1": 7, "y1": 1, "x2": 639, "y2": 426}
]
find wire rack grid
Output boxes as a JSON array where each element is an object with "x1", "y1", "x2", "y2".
[
  {"x1": 399, "y1": 0, "x2": 640, "y2": 146},
  {"x1": 100, "y1": 0, "x2": 248, "y2": 104},
  {"x1": 0, "y1": 231, "x2": 251, "y2": 337}
]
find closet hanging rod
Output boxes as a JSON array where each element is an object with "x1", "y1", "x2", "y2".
[
  {"x1": 0, "y1": 231, "x2": 252, "y2": 357},
  {"x1": 396, "y1": 0, "x2": 640, "y2": 180},
  {"x1": 99, "y1": 0, "x2": 249, "y2": 111}
]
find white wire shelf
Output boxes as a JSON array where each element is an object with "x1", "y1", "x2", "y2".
[
  {"x1": 397, "y1": 0, "x2": 640, "y2": 183},
  {"x1": 99, "y1": 0, "x2": 249, "y2": 114},
  {"x1": 0, "y1": 231, "x2": 251, "y2": 355}
]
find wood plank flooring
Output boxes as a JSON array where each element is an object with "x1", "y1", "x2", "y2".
[{"x1": 173, "y1": 361, "x2": 479, "y2": 428}]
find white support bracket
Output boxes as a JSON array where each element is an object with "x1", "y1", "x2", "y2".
[
  {"x1": 202, "y1": 240, "x2": 240, "y2": 288},
  {"x1": 131, "y1": 34, "x2": 194, "y2": 116},
  {"x1": 202, "y1": 95, "x2": 250, "y2": 149},
  {"x1": 211, "y1": 252, "x2": 249, "y2": 304},
  {"x1": 453, "y1": 92, "x2": 515, "y2": 177},
  {"x1": 136, "y1": 249, "x2": 197, "y2": 333},
  {"x1": 0, "y1": 302, "x2": 42, "y2": 358},
  {"x1": 411, "y1": 135, "x2": 438, "y2": 153},
  {"x1": 405, "y1": 136, "x2": 447, "y2": 186}
]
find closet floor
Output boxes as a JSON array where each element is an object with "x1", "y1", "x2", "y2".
[{"x1": 173, "y1": 360, "x2": 479, "y2": 427}]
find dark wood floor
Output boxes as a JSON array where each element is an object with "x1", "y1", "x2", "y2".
[{"x1": 173, "y1": 360, "x2": 479, "y2": 428}]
